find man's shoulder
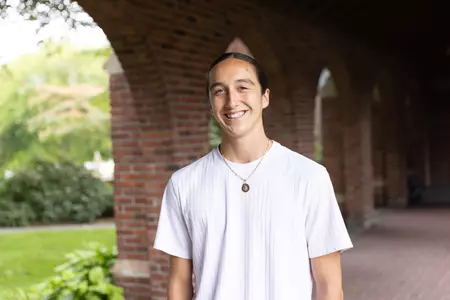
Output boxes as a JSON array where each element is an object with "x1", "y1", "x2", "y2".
[
  {"x1": 275, "y1": 142, "x2": 327, "y2": 179},
  {"x1": 170, "y1": 148, "x2": 217, "y2": 186}
]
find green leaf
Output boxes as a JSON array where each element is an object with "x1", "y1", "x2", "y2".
[
  {"x1": 78, "y1": 280, "x2": 89, "y2": 295},
  {"x1": 88, "y1": 266, "x2": 104, "y2": 284}
]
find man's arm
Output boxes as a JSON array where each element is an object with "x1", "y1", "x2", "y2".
[
  {"x1": 168, "y1": 256, "x2": 193, "y2": 300},
  {"x1": 311, "y1": 252, "x2": 344, "y2": 300}
]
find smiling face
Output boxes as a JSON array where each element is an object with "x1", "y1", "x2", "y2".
[{"x1": 208, "y1": 58, "x2": 270, "y2": 139}]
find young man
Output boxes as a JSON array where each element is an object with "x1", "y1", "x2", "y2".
[{"x1": 154, "y1": 52, "x2": 353, "y2": 300}]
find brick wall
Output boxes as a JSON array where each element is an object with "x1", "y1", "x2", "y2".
[
  {"x1": 429, "y1": 94, "x2": 450, "y2": 185},
  {"x1": 82, "y1": 0, "x2": 424, "y2": 298},
  {"x1": 342, "y1": 89, "x2": 375, "y2": 228},
  {"x1": 322, "y1": 95, "x2": 345, "y2": 203}
]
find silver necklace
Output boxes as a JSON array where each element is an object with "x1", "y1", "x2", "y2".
[{"x1": 219, "y1": 140, "x2": 272, "y2": 193}]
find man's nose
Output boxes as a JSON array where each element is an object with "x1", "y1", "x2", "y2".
[{"x1": 225, "y1": 89, "x2": 239, "y2": 108}]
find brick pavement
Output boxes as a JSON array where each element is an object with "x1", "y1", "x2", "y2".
[{"x1": 341, "y1": 208, "x2": 450, "y2": 300}]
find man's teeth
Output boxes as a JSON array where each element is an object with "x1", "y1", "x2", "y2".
[{"x1": 226, "y1": 111, "x2": 245, "y2": 119}]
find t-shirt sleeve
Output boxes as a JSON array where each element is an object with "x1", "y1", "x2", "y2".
[
  {"x1": 153, "y1": 177, "x2": 192, "y2": 259},
  {"x1": 305, "y1": 168, "x2": 353, "y2": 258}
]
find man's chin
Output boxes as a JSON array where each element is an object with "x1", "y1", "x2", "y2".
[{"x1": 221, "y1": 127, "x2": 251, "y2": 139}]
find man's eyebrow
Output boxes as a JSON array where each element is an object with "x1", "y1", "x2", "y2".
[
  {"x1": 209, "y1": 79, "x2": 255, "y2": 90},
  {"x1": 209, "y1": 82, "x2": 223, "y2": 90},
  {"x1": 236, "y1": 79, "x2": 255, "y2": 85}
]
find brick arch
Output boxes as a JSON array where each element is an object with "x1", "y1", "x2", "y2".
[
  {"x1": 76, "y1": 1, "x2": 188, "y2": 297},
  {"x1": 225, "y1": 32, "x2": 287, "y2": 100},
  {"x1": 323, "y1": 57, "x2": 353, "y2": 104},
  {"x1": 316, "y1": 50, "x2": 380, "y2": 226},
  {"x1": 314, "y1": 59, "x2": 352, "y2": 218},
  {"x1": 78, "y1": 1, "x2": 171, "y2": 125},
  {"x1": 275, "y1": 23, "x2": 342, "y2": 157},
  {"x1": 76, "y1": 1, "x2": 175, "y2": 157},
  {"x1": 77, "y1": 1, "x2": 173, "y2": 134}
]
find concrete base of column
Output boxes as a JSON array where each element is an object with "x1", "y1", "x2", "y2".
[{"x1": 113, "y1": 259, "x2": 151, "y2": 300}]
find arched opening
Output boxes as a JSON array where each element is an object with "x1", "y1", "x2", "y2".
[
  {"x1": 372, "y1": 72, "x2": 421, "y2": 208},
  {"x1": 0, "y1": 3, "x2": 117, "y2": 297},
  {"x1": 314, "y1": 68, "x2": 346, "y2": 214}
]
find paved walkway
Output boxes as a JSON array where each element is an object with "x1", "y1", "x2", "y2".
[{"x1": 342, "y1": 208, "x2": 450, "y2": 300}]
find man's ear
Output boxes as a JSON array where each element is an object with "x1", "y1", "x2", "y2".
[
  {"x1": 262, "y1": 88, "x2": 270, "y2": 109},
  {"x1": 208, "y1": 99, "x2": 214, "y2": 114}
]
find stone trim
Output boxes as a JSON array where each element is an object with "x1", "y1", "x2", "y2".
[
  {"x1": 104, "y1": 52, "x2": 124, "y2": 75},
  {"x1": 113, "y1": 259, "x2": 150, "y2": 279},
  {"x1": 335, "y1": 192, "x2": 345, "y2": 204}
]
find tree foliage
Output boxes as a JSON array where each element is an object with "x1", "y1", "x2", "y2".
[
  {"x1": 0, "y1": 41, "x2": 112, "y2": 173},
  {"x1": 0, "y1": 0, "x2": 95, "y2": 29}
]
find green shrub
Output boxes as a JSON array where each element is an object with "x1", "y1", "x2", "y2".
[
  {"x1": 0, "y1": 196, "x2": 37, "y2": 226},
  {"x1": 10, "y1": 243, "x2": 123, "y2": 300},
  {"x1": 34, "y1": 242, "x2": 123, "y2": 300},
  {"x1": 0, "y1": 160, "x2": 113, "y2": 227}
]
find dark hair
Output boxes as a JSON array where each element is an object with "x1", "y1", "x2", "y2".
[{"x1": 206, "y1": 52, "x2": 269, "y2": 99}]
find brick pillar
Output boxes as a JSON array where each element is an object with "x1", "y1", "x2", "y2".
[
  {"x1": 105, "y1": 53, "x2": 153, "y2": 299},
  {"x1": 148, "y1": 94, "x2": 210, "y2": 299},
  {"x1": 343, "y1": 90, "x2": 374, "y2": 228},
  {"x1": 385, "y1": 137, "x2": 408, "y2": 208},
  {"x1": 292, "y1": 74, "x2": 318, "y2": 159},
  {"x1": 371, "y1": 94, "x2": 388, "y2": 207},
  {"x1": 384, "y1": 92, "x2": 408, "y2": 208},
  {"x1": 322, "y1": 96, "x2": 345, "y2": 209},
  {"x1": 145, "y1": 56, "x2": 210, "y2": 299}
]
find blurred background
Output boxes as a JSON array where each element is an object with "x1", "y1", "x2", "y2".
[{"x1": 0, "y1": 0, "x2": 449, "y2": 299}]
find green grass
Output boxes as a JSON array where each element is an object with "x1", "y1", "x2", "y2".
[{"x1": 0, "y1": 227, "x2": 116, "y2": 296}]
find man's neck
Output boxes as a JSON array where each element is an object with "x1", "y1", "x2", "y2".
[{"x1": 220, "y1": 128, "x2": 271, "y2": 164}]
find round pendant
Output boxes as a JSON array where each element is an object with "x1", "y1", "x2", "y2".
[{"x1": 242, "y1": 183, "x2": 250, "y2": 193}]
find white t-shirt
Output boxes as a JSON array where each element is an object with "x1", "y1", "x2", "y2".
[{"x1": 154, "y1": 141, "x2": 353, "y2": 300}]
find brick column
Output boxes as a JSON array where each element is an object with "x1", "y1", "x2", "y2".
[
  {"x1": 148, "y1": 94, "x2": 210, "y2": 300},
  {"x1": 105, "y1": 53, "x2": 153, "y2": 299},
  {"x1": 371, "y1": 93, "x2": 388, "y2": 207},
  {"x1": 343, "y1": 90, "x2": 374, "y2": 228},
  {"x1": 144, "y1": 58, "x2": 210, "y2": 300},
  {"x1": 383, "y1": 91, "x2": 408, "y2": 208},
  {"x1": 322, "y1": 96, "x2": 345, "y2": 209},
  {"x1": 292, "y1": 74, "x2": 319, "y2": 159},
  {"x1": 385, "y1": 138, "x2": 408, "y2": 207}
]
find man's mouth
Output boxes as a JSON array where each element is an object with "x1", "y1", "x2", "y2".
[{"x1": 225, "y1": 110, "x2": 247, "y2": 120}]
